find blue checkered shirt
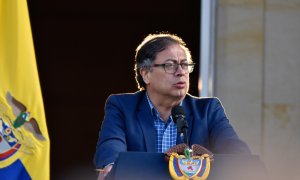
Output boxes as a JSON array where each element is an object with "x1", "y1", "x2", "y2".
[{"x1": 146, "y1": 94, "x2": 177, "y2": 153}]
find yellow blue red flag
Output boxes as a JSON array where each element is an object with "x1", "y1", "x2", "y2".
[{"x1": 0, "y1": 0, "x2": 50, "y2": 179}]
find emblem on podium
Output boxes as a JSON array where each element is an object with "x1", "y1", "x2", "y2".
[
  {"x1": 169, "y1": 152, "x2": 211, "y2": 180},
  {"x1": 165, "y1": 144, "x2": 213, "y2": 180}
]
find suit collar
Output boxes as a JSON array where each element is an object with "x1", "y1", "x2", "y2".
[
  {"x1": 180, "y1": 98, "x2": 193, "y2": 145},
  {"x1": 136, "y1": 92, "x2": 156, "y2": 152}
]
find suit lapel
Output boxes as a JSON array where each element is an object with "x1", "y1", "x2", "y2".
[
  {"x1": 136, "y1": 94, "x2": 156, "y2": 152},
  {"x1": 182, "y1": 100, "x2": 193, "y2": 145}
]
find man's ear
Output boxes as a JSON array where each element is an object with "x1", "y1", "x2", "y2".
[{"x1": 140, "y1": 68, "x2": 150, "y2": 84}]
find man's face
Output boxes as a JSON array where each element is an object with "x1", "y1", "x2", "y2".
[{"x1": 144, "y1": 44, "x2": 190, "y2": 100}]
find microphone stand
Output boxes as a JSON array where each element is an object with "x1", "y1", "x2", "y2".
[
  {"x1": 182, "y1": 121, "x2": 189, "y2": 147},
  {"x1": 180, "y1": 120, "x2": 191, "y2": 158}
]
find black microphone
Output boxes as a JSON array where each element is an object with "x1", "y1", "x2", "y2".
[{"x1": 171, "y1": 105, "x2": 189, "y2": 146}]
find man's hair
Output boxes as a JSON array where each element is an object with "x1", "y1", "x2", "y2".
[{"x1": 134, "y1": 33, "x2": 192, "y2": 90}]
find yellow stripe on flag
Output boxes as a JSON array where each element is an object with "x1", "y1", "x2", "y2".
[{"x1": 0, "y1": 0, "x2": 50, "y2": 179}]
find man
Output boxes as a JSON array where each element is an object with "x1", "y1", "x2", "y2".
[{"x1": 94, "y1": 33, "x2": 251, "y2": 179}]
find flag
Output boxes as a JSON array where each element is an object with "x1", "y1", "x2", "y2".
[{"x1": 0, "y1": 0, "x2": 50, "y2": 179}]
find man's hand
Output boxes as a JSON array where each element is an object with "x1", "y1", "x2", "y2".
[{"x1": 97, "y1": 164, "x2": 113, "y2": 180}]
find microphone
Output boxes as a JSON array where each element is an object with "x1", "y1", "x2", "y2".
[{"x1": 171, "y1": 105, "x2": 189, "y2": 146}]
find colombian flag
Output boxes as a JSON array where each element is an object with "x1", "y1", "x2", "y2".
[{"x1": 0, "y1": 0, "x2": 50, "y2": 179}]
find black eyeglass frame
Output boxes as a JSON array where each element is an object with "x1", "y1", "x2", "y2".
[{"x1": 152, "y1": 62, "x2": 196, "y2": 74}]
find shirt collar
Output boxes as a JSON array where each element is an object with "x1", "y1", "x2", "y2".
[
  {"x1": 146, "y1": 93, "x2": 183, "y2": 118},
  {"x1": 146, "y1": 93, "x2": 158, "y2": 118}
]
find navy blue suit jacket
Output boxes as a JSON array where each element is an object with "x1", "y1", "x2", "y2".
[{"x1": 94, "y1": 91, "x2": 250, "y2": 168}]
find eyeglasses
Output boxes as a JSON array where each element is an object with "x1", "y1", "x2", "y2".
[{"x1": 152, "y1": 62, "x2": 195, "y2": 74}]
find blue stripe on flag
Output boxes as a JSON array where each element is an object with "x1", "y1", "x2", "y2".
[{"x1": 0, "y1": 159, "x2": 31, "y2": 180}]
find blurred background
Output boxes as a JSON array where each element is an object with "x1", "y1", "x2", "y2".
[
  {"x1": 27, "y1": 0, "x2": 200, "y2": 179},
  {"x1": 27, "y1": 0, "x2": 300, "y2": 180}
]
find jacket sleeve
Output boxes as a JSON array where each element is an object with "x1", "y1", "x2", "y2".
[
  {"x1": 93, "y1": 95, "x2": 127, "y2": 169},
  {"x1": 208, "y1": 98, "x2": 251, "y2": 154}
]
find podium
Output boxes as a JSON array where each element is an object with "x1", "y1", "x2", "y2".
[{"x1": 106, "y1": 152, "x2": 268, "y2": 180}]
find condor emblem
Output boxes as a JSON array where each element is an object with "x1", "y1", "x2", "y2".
[{"x1": 0, "y1": 92, "x2": 45, "y2": 162}]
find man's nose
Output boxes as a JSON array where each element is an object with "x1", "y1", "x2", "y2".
[{"x1": 175, "y1": 64, "x2": 185, "y2": 75}]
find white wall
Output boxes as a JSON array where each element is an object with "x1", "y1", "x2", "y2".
[{"x1": 215, "y1": 0, "x2": 300, "y2": 179}]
